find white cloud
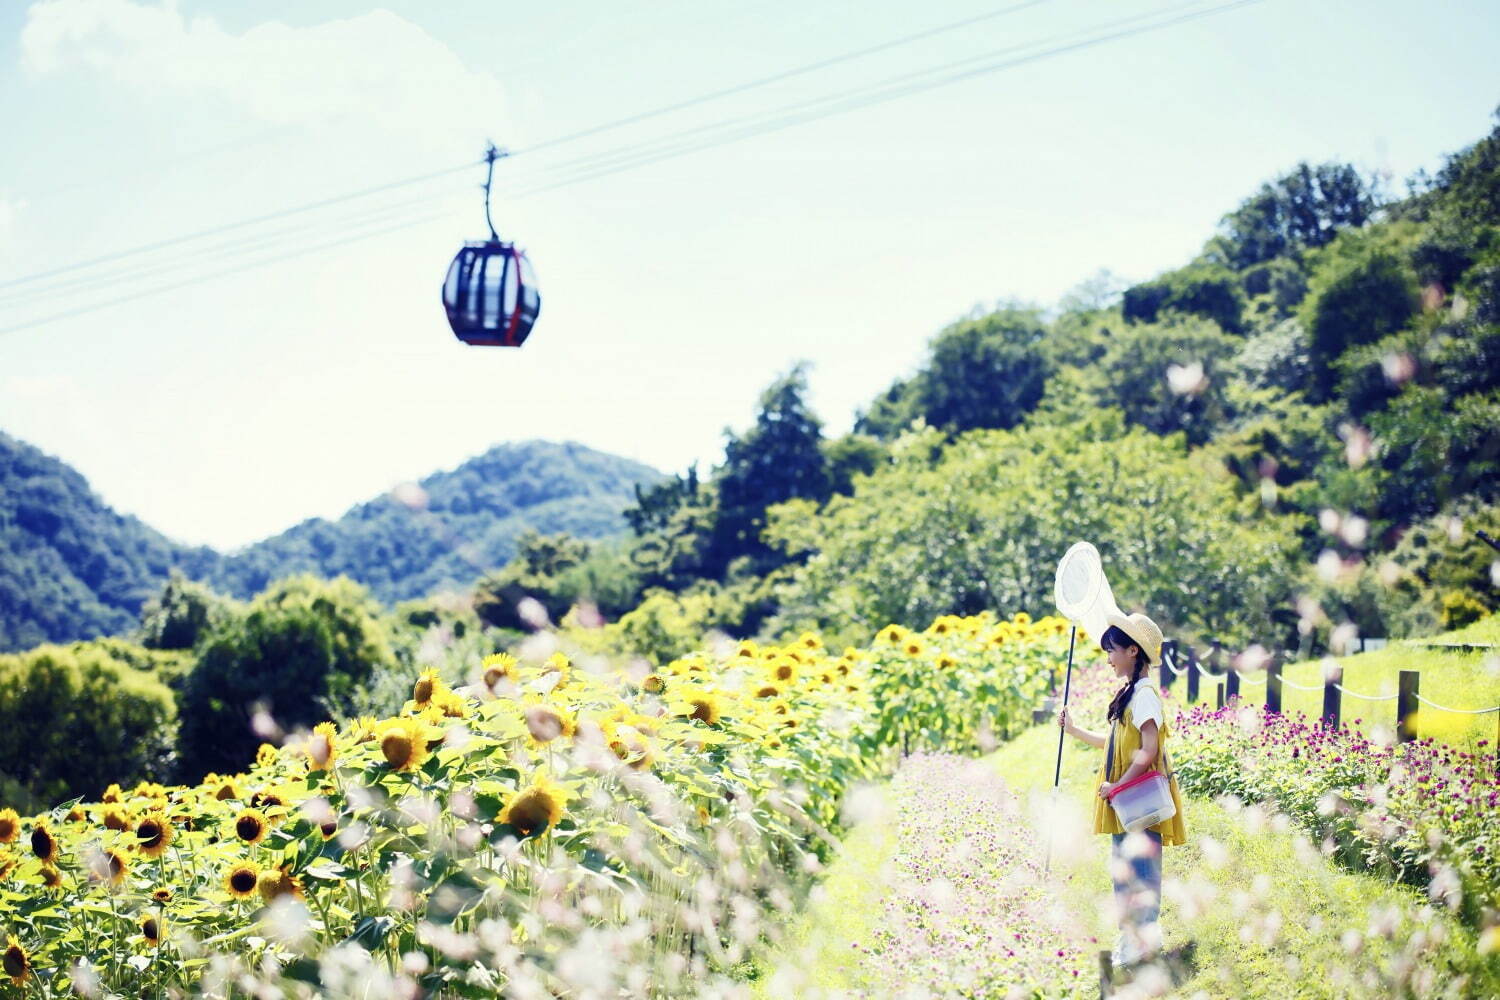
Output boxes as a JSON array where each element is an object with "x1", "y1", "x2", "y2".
[
  {"x1": 0, "y1": 193, "x2": 23, "y2": 267},
  {"x1": 20, "y1": 0, "x2": 508, "y2": 137}
]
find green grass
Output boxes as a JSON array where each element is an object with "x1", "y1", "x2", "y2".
[
  {"x1": 1172, "y1": 614, "x2": 1500, "y2": 753},
  {"x1": 749, "y1": 794, "x2": 898, "y2": 998}
]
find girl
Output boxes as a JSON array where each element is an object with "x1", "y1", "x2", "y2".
[{"x1": 1057, "y1": 611, "x2": 1186, "y2": 967}]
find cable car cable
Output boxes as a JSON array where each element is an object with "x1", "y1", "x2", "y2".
[
  {"x1": 0, "y1": 0, "x2": 1054, "y2": 292},
  {"x1": 1, "y1": 0, "x2": 1262, "y2": 333}
]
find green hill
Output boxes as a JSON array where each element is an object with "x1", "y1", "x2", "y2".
[
  {"x1": 206, "y1": 440, "x2": 663, "y2": 604},
  {"x1": 0, "y1": 434, "x2": 662, "y2": 651}
]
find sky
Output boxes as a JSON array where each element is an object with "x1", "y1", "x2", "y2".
[{"x1": 0, "y1": 0, "x2": 1497, "y2": 551}]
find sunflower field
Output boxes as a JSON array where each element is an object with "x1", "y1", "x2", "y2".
[{"x1": 0, "y1": 612, "x2": 1071, "y2": 998}]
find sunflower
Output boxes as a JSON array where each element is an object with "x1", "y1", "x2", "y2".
[
  {"x1": 213, "y1": 779, "x2": 242, "y2": 802},
  {"x1": 65, "y1": 806, "x2": 86, "y2": 823},
  {"x1": 151, "y1": 887, "x2": 172, "y2": 904},
  {"x1": 876, "y1": 624, "x2": 906, "y2": 645},
  {"x1": 101, "y1": 783, "x2": 124, "y2": 804},
  {"x1": 257, "y1": 866, "x2": 304, "y2": 903},
  {"x1": 39, "y1": 865, "x2": 62, "y2": 890},
  {"x1": 255, "y1": 744, "x2": 279, "y2": 769},
  {"x1": 305, "y1": 722, "x2": 338, "y2": 770},
  {"x1": 141, "y1": 915, "x2": 162, "y2": 947},
  {"x1": 541, "y1": 652, "x2": 572, "y2": 685},
  {"x1": 753, "y1": 684, "x2": 782, "y2": 700},
  {"x1": 318, "y1": 820, "x2": 338, "y2": 841},
  {"x1": 641, "y1": 673, "x2": 666, "y2": 694},
  {"x1": 499, "y1": 776, "x2": 572, "y2": 837},
  {"x1": 523, "y1": 700, "x2": 577, "y2": 745},
  {"x1": 28, "y1": 821, "x2": 57, "y2": 864},
  {"x1": 902, "y1": 638, "x2": 925, "y2": 657},
  {"x1": 798, "y1": 633, "x2": 822, "y2": 651},
  {"x1": 0, "y1": 809, "x2": 17, "y2": 844},
  {"x1": 412, "y1": 668, "x2": 442, "y2": 708},
  {"x1": 434, "y1": 690, "x2": 471, "y2": 719},
  {"x1": 233, "y1": 809, "x2": 268, "y2": 846},
  {"x1": 377, "y1": 717, "x2": 432, "y2": 772},
  {"x1": 348, "y1": 716, "x2": 380, "y2": 744},
  {"x1": 225, "y1": 862, "x2": 259, "y2": 899},
  {"x1": 135, "y1": 812, "x2": 173, "y2": 859},
  {"x1": 482, "y1": 653, "x2": 519, "y2": 690},
  {"x1": 101, "y1": 806, "x2": 132, "y2": 832},
  {"x1": 770, "y1": 659, "x2": 798, "y2": 684},
  {"x1": 605, "y1": 723, "x2": 655, "y2": 770},
  {"x1": 935, "y1": 654, "x2": 958, "y2": 670},
  {"x1": 928, "y1": 618, "x2": 952, "y2": 636},
  {"x1": 677, "y1": 689, "x2": 722, "y2": 726},
  {"x1": 3, "y1": 935, "x2": 28, "y2": 986},
  {"x1": 0, "y1": 849, "x2": 17, "y2": 880},
  {"x1": 1013, "y1": 611, "x2": 1031, "y2": 626},
  {"x1": 88, "y1": 847, "x2": 128, "y2": 887}
]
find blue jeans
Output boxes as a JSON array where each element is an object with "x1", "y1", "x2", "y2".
[{"x1": 1110, "y1": 829, "x2": 1162, "y2": 941}]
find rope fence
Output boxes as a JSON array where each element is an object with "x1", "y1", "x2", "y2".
[{"x1": 1151, "y1": 638, "x2": 1500, "y2": 770}]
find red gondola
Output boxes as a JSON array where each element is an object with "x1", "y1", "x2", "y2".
[{"x1": 441, "y1": 144, "x2": 540, "y2": 347}]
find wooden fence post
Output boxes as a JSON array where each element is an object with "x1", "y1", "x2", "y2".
[
  {"x1": 1266, "y1": 657, "x2": 1282, "y2": 714},
  {"x1": 1159, "y1": 640, "x2": 1172, "y2": 691},
  {"x1": 1322, "y1": 675, "x2": 1341, "y2": 730},
  {"x1": 1216, "y1": 682, "x2": 1225, "y2": 710},
  {"x1": 1398, "y1": 670, "x2": 1419, "y2": 743},
  {"x1": 1186, "y1": 645, "x2": 1200, "y2": 705},
  {"x1": 1226, "y1": 668, "x2": 1240, "y2": 702}
]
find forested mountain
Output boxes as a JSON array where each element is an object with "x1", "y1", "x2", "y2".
[
  {"x1": 206, "y1": 441, "x2": 663, "y2": 604},
  {"x1": 0, "y1": 436, "x2": 662, "y2": 650},
  {"x1": 0, "y1": 431, "x2": 218, "y2": 651}
]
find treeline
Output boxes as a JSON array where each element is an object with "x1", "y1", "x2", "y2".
[
  {"x1": 0, "y1": 573, "x2": 503, "y2": 813},
  {"x1": 0, "y1": 438, "x2": 660, "y2": 651},
  {"x1": 479, "y1": 112, "x2": 1500, "y2": 656}
]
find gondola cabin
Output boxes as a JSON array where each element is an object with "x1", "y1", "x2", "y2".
[{"x1": 441, "y1": 240, "x2": 539, "y2": 347}]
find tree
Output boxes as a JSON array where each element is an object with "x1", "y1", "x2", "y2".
[
  {"x1": 138, "y1": 572, "x2": 236, "y2": 650},
  {"x1": 706, "y1": 365, "x2": 832, "y2": 577},
  {"x1": 1094, "y1": 316, "x2": 1243, "y2": 446},
  {"x1": 766, "y1": 420, "x2": 1302, "y2": 649},
  {"x1": 1301, "y1": 247, "x2": 1419, "y2": 400},
  {"x1": 916, "y1": 308, "x2": 1049, "y2": 434},
  {"x1": 0, "y1": 642, "x2": 177, "y2": 809},
  {"x1": 1208, "y1": 162, "x2": 1378, "y2": 270},
  {"x1": 177, "y1": 575, "x2": 396, "y2": 778},
  {"x1": 1122, "y1": 266, "x2": 1248, "y2": 334}
]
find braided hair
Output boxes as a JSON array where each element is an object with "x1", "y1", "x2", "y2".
[{"x1": 1103, "y1": 625, "x2": 1151, "y2": 723}]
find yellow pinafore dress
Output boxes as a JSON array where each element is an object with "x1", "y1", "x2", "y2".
[{"x1": 1091, "y1": 679, "x2": 1187, "y2": 846}]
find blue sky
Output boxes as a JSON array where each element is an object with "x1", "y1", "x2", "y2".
[{"x1": 1, "y1": 0, "x2": 1497, "y2": 550}]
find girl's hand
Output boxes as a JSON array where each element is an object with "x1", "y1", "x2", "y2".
[
  {"x1": 1057, "y1": 706, "x2": 1071, "y2": 734},
  {"x1": 1098, "y1": 781, "x2": 1114, "y2": 801}
]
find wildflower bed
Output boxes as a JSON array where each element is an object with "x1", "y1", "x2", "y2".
[
  {"x1": 0, "y1": 612, "x2": 1068, "y2": 998},
  {"x1": 1064, "y1": 659, "x2": 1500, "y2": 944}
]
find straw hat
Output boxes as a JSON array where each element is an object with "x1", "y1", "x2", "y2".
[{"x1": 1105, "y1": 611, "x2": 1163, "y2": 666}]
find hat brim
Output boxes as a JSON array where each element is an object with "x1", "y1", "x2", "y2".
[{"x1": 1104, "y1": 613, "x2": 1161, "y2": 666}]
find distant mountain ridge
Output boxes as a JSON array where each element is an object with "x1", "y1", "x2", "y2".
[{"x1": 0, "y1": 432, "x2": 663, "y2": 651}]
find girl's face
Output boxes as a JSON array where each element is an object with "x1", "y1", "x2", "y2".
[{"x1": 1103, "y1": 638, "x2": 1140, "y2": 678}]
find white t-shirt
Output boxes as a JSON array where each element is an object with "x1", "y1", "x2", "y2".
[{"x1": 1127, "y1": 679, "x2": 1164, "y2": 732}]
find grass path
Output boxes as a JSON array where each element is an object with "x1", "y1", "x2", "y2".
[{"x1": 754, "y1": 723, "x2": 1500, "y2": 999}]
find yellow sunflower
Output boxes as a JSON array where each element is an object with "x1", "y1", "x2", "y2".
[
  {"x1": 482, "y1": 653, "x2": 519, "y2": 690},
  {"x1": 676, "y1": 689, "x2": 723, "y2": 726},
  {"x1": 101, "y1": 805, "x2": 132, "y2": 831},
  {"x1": 902, "y1": 638, "x2": 926, "y2": 657},
  {"x1": 28, "y1": 821, "x2": 58, "y2": 865},
  {"x1": 412, "y1": 668, "x2": 443, "y2": 708},
  {"x1": 255, "y1": 744, "x2": 279, "y2": 769},
  {"x1": 3, "y1": 935, "x2": 28, "y2": 986},
  {"x1": 377, "y1": 717, "x2": 432, "y2": 772},
  {"x1": 225, "y1": 862, "x2": 259, "y2": 899},
  {"x1": 0, "y1": 849, "x2": 17, "y2": 880},
  {"x1": 233, "y1": 809, "x2": 268, "y2": 846},
  {"x1": 0, "y1": 809, "x2": 18, "y2": 844},
  {"x1": 499, "y1": 776, "x2": 572, "y2": 837},
  {"x1": 213, "y1": 779, "x2": 242, "y2": 802},
  {"x1": 39, "y1": 865, "x2": 62, "y2": 890},
  {"x1": 141, "y1": 915, "x2": 162, "y2": 947},
  {"x1": 305, "y1": 722, "x2": 338, "y2": 770},
  {"x1": 257, "y1": 866, "x2": 304, "y2": 903},
  {"x1": 135, "y1": 812, "x2": 173, "y2": 859},
  {"x1": 641, "y1": 673, "x2": 666, "y2": 694},
  {"x1": 935, "y1": 654, "x2": 958, "y2": 670},
  {"x1": 101, "y1": 783, "x2": 124, "y2": 804},
  {"x1": 769, "y1": 659, "x2": 798, "y2": 684},
  {"x1": 89, "y1": 847, "x2": 128, "y2": 887},
  {"x1": 152, "y1": 887, "x2": 172, "y2": 904},
  {"x1": 876, "y1": 624, "x2": 905, "y2": 644},
  {"x1": 753, "y1": 683, "x2": 782, "y2": 700},
  {"x1": 797, "y1": 632, "x2": 822, "y2": 651}
]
